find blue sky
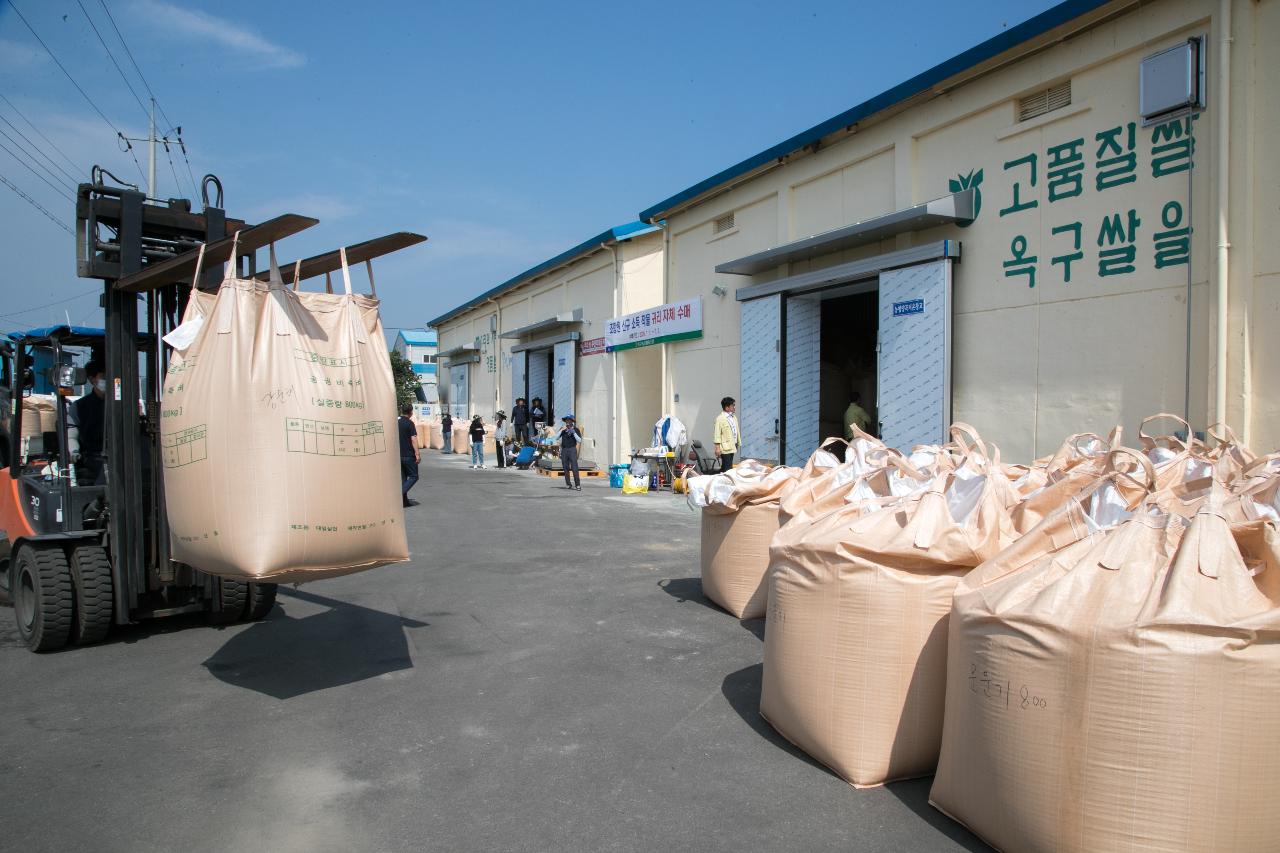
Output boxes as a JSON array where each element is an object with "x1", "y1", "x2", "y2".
[{"x1": 0, "y1": 0, "x2": 1061, "y2": 339}]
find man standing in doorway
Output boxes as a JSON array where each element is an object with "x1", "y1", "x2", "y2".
[
  {"x1": 713, "y1": 396, "x2": 740, "y2": 472},
  {"x1": 398, "y1": 404, "x2": 420, "y2": 507},
  {"x1": 530, "y1": 397, "x2": 547, "y2": 436},
  {"x1": 843, "y1": 391, "x2": 873, "y2": 440},
  {"x1": 511, "y1": 397, "x2": 530, "y2": 443}
]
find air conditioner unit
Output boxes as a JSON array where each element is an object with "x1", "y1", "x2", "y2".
[{"x1": 1140, "y1": 37, "x2": 1206, "y2": 125}]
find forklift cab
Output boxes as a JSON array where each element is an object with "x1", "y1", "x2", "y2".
[{"x1": 2, "y1": 326, "x2": 110, "y2": 539}]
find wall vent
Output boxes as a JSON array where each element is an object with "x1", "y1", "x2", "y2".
[
  {"x1": 1018, "y1": 81, "x2": 1072, "y2": 122},
  {"x1": 713, "y1": 211, "x2": 736, "y2": 234}
]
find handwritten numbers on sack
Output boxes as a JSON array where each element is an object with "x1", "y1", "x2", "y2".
[{"x1": 970, "y1": 663, "x2": 1047, "y2": 711}]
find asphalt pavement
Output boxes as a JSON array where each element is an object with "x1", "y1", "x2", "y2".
[{"x1": 0, "y1": 450, "x2": 990, "y2": 852}]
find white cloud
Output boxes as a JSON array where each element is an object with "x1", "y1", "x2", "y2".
[
  {"x1": 0, "y1": 38, "x2": 49, "y2": 72},
  {"x1": 129, "y1": 1, "x2": 305, "y2": 69}
]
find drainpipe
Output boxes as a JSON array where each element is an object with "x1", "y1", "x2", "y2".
[
  {"x1": 1214, "y1": 0, "x2": 1232, "y2": 429},
  {"x1": 649, "y1": 217, "x2": 671, "y2": 416},
  {"x1": 601, "y1": 241, "x2": 620, "y2": 467},
  {"x1": 486, "y1": 297, "x2": 501, "y2": 417}
]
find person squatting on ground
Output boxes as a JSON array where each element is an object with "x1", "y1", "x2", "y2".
[
  {"x1": 511, "y1": 397, "x2": 530, "y2": 443},
  {"x1": 441, "y1": 410, "x2": 453, "y2": 453},
  {"x1": 713, "y1": 396, "x2": 740, "y2": 472},
  {"x1": 398, "y1": 404, "x2": 421, "y2": 507},
  {"x1": 469, "y1": 415, "x2": 486, "y2": 468},
  {"x1": 559, "y1": 413, "x2": 583, "y2": 491},
  {"x1": 493, "y1": 411, "x2": 510, "y2": 469}
]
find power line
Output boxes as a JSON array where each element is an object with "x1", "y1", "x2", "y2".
[
  {"x1": 0, "y1": 112, "x2": 80, "y2": 187},
  {"x1": 5, "y1": 0, "x2": 149, "y2": 192},
  {"x1": 0, "y1": 134, "x2": 75, "y2": 200},
  {"x1": 76, "y1": 0, "x2": 150, "y2": 123},
  {"x1": 0, "y1": 94, "x2": 83, "y2": 182},
  {"x1": 96, "y1": 0, "x2": 201, "y2": 202},
  {"x1": 0, "y1": 288, "x2": 101, "y2": 322},
  {"x1": 96, "y1": 0, "x2": 175, "y2": 130},
  {"x1": 0, "y1": 119, "x2": 79, "y2": 193},
  {"x1": 0, "y1": 171, "x2": 74, "y2": 234}
]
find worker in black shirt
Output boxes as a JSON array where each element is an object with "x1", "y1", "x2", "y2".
[
  {"x1": 397, "y1": 404, "x2": 420, "y2": 507},
  {"x1": 530, "y1": 397, "x2": 547, "y2": 436},
  {"x1": 511, "y1": 397, "x2": 530, "y2": 443},
  {"x1": 73, "y1": 361, "x2": 107, "y2": 485},
  {"x1": 558, "y1": 413, "x2": 583, "y2": 491}
]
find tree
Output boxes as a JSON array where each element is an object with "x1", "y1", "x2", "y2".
[{"x1": 389, "y1": 350, "x2": 420, "y2": 412}]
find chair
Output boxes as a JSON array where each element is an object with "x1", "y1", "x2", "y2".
[{"x1": 687, "y1": 439, "x2": 721, "y2": 475}]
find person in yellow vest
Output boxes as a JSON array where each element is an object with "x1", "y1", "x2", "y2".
[
  {"x1": 713, "y1": 396, "x2": 740, "y2": 471},
  {"x1": 843, "y1": 391, "x2": 873, "y2": 440}
]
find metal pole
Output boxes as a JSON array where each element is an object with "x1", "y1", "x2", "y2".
[{"x1": 148, "y1": 98, "x2": 156, "y2": 200}]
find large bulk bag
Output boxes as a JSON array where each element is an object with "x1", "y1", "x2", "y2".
[
  {"x1": 699, "y1": 503, "x2": 781, "y2": 619},
  {"x1": 427, "y1": 420, "x2": 443, "y2": 450},
  {"x1": 689, "y1": 461, "x2": 798, "y2": 619},
  {"x1": 931, "y1": 472, "x2": 1280, "y2": 853},
  {"x1": 761, "y1": 438, "x2": 1017, "y2": 787},
  {"x1": 21, "y1": 394, "x2": 56, "y2": 439},
  {"x1": 161, "y1": 242, "x2": 408, "y2": 583}
]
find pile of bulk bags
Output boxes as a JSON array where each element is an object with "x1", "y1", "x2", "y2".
[
  {"x1": 931, "y1": 428, "x2": 1280, "y2": 853},
  {"x1": 696, "y1": 415, "x2": 1278, "y2": 852},
  {"x1": 687, "y1": 461, "x2": 799, "y2": 618},
  {"x1": 762, "y1": 426, "x2": 1018, "y2": 786},
  {"x1": 161, "y1": 240, "x2": 409, "y2": 583}
]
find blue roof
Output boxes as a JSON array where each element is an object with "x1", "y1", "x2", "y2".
[
  {"x1": 10, "y1": 325, "x2": 106, "y2": 341},
  {"x1": 428, "y1": 221, "x2": 660, "y2": 328},
  {"x1": 638, "y1": 0, "x2": 1113, "y2": 223},
  {"x1": 396, "y1": 329, "x2": 437, "y2": 346}
]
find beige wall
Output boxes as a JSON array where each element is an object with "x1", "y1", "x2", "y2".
[
  {"x1": 435, "y1": 231, "x2": 664, "y2": 466},
  {"x1": 658, "y1": 0, "x2": 1275, "y2": 462}
]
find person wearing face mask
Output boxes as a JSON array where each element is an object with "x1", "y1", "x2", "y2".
[{"x1": 73, "y1": 361, "x2": 107, "y2": 485}]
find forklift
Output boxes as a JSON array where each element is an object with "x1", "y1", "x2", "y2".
[{"x1": 0, "y1": 174, "x2": 424, "y2": 651}]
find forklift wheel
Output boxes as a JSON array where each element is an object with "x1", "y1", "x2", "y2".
[
  {"x1": 208, "y1": 578, "x2": 248, "y2": 625},
  {"x1": 68, "y1": 544, "x2": 114, "y2": 645},
  {"x1": 12, "y1": 544, "x2": 73, "y2": 652},
  {"x1": 244, "y1": 583, "x2": 277, "y2": 621}
]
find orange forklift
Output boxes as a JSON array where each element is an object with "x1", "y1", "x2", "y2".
[{"x1": 0, "y1": 173, "x2": 424, "y2": 651}]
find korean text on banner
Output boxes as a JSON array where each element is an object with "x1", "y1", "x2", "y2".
[{"x1": 604, "y1": 298, "x2": 702, "y2": 352}]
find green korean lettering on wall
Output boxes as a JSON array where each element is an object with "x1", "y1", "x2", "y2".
[{"x1": 970, "y1": 114, "x2": 1197, "y2": 289}]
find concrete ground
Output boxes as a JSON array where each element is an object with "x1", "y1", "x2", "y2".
[{"x1": 0, "y1": 450, "x2": 990, "y2": 853}]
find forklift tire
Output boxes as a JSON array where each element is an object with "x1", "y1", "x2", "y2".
[
  {"x1": 244, "y1": 583, "x2": 277, "y2": 621},
  {"x1": 12, "y1": 544, "x2": 73, "y2": 652},
  {"x1": 208, "y1": 577, "x2": 248, "y2": 625},
  {"x1": 68, "y1": 544, "x2": 113, "y2": 645}
]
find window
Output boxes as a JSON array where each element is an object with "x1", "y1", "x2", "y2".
[
  {"x1": 713, "y1": 211, "x2": 736, "y2": 234},
  {"x1": 423, "y1": 354, "x2": 430, "y2": 364},
  {"x1": 1018, "y1": 81, "x2": 1072, "y2": 122}
]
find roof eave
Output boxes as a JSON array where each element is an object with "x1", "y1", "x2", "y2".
[{"x1": 637, "y1": 0, "x2": 1126, "y2": 223}]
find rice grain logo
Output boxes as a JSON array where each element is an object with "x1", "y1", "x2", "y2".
[{"x1": 948, "y1": 168, "x2": 983, "y2": 228}]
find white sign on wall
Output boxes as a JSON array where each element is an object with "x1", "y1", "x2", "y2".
[{"x1": 605, "y1": 298, "x2": 703, "y2": 353}]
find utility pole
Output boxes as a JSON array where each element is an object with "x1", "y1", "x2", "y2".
[{"x1": 148, "y1": 98, "x2": 156, "y2": 202}]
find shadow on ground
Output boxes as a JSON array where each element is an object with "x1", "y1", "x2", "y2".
[
  {"x1": 202, "y1": 587, "x2": 428, "y2": 700},
  {"x1": 658, "y1": 578, "x2": 766, "y2": 641},
  {"x1": 720, "y1": 662, "x2": 835, "y2": 778},
  {"x1": 885, "y1": 779, "x2": 991, "y2": 852},
  {"x1": 723, "y1": 662, "x2": 992, "y2": 851}
]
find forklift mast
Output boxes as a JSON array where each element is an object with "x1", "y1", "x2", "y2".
[{"x1": 75, "y1": 180, "x2": 241, "y2": 618}]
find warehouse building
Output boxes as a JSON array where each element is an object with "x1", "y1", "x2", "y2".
[
  {"x1": 638, "y1": 0, "x2": 1277, "y2": 464},
  {"x1": 391, "y1": 328, "x2": 439, "y2": 402},
  {"x1": 429, "y1": 223, "x2": 664, "y2": 467}
]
